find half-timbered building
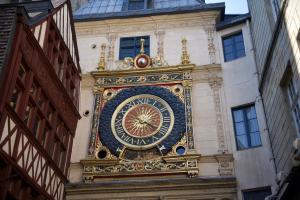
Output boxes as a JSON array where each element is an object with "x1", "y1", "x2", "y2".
[{"x1": 0, "y1": 0, "x2": 81, "y2": 199}]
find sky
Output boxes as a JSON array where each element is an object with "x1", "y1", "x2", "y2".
[{"x1": 205, "y1": 0, "x2": 249, "y2": 14}]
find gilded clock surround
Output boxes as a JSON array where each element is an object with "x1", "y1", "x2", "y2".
[{"x1": 79, "y1": 63, "x2": 203, "y2": 182}]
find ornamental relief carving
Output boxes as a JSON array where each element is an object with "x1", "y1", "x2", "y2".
[
  {"x1": 76, "y1": 19, "x2": 216, "y2": 36},
  {"x1": 204, "y1": 25, "x2": 217, "y2": 64},
  {"x1": 106, "y1": 33, "x2": 117, "y2": 71},
  {"x1": 208, "y1": 77, "x2": 228, "y2": 153}
]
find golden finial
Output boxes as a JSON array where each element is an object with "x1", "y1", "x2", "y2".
[
  {"x1": 98, "y1": 44, "x2": 106, "y2": 71},
  {"x1": 181, "y1": 38, "x2": 190, "y2": 65},
  {"x1": 140, "y1": 38, "x2": 145, "y2": 54}
]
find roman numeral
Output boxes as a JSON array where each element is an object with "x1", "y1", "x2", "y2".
[
  {"x1": 137, "y1": 98, "x2": 149, "y2": 104},
  {"x1": 136, "y1": 138, "x2": 147, "y2": 145},
  {"x1": 121, "y1": 135, "x2": 133, "y2": 144},
  {"x1": 115, "y1": 118, "x2": 122, "y2": 126},
  {"x1": 120, "y1": 109, "x2": 127, "y2": 115},
  {"x1": 152, "y1": 136, "x2": 159, "y2": 142},
  {"x1": 159, "y1": 107, "x2": 167, "y2": 112},
  {"x1": 159, "y1": 124, "x2": 169, "y2": 135},
  {"x1": 163, "y1": 116, "x2": 171, "y2": 122},
  {"x1": 127, "y1": 101, "x2": 136, "y2": 108}
]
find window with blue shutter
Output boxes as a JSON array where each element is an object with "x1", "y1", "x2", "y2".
[
  {"x1": 119, "y1": 36, "x2": 150, "y2": 60},
  {"x1": 232, "y1": 104, "x2": 262, "y2": 150},
  {"x1": 222, "y1": 31, "x2": 246, "y2": 62}
]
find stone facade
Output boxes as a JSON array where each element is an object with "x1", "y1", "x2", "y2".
[
  {"x1": 247, "y1": 0, "x2": 300, "y2": 199},
  {"x1": 67, "y1": 2, "x2": 276, "y2": 199}
]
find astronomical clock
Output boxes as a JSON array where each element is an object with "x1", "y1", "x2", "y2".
[{"x1": 81, "y1": 39, "x2": 201, "y2": 182}]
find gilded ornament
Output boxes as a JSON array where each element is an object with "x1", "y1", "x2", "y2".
[
  {"x1": 181, "y1": 38, "x2": 190, "y2": 65},
  {"x1": 116, "y1": 77, "x2": 126, "y2": 84},
  {"x1": 97, "y1": 44, "x2": 106, "y2": 71},
  {"x1": 159, "y1": 74, "x2": 169, "y2": 81},
  {"x1": 171, "y1": 85, "x2": 183, "y2": 96},
  {"x1": 182, "y1": 80, "x2": 192, "y2": 87},
  {"x1": 137, "y1": 76, "x2": 146, "y2": 82},
  {"x1": 102, "y1": 89, "x2": 116, "y2": 100}
]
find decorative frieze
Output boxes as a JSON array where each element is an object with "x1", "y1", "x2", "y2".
[
  {"x1": 81, "y1": 154, "x2": 201, "y2": 182},
  {"x1": 106, "y1": 33, "x2": 117, "y2": 70},
  {"x1": 154, "y1": 30, "x2": 168, "y2": 67},
  {"x1": 204, "y1": 25, "x2": 217, "y2": 64},
  {"x1": 208, "y1": 77, "x2": 228, "y2": 153}
]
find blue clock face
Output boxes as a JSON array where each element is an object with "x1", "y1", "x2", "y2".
[
  {"x1": 111, "y1": 94, "x2": 174, "y2": 150},
  {"x1": 99, "y1": 86, "x2": 186, "y2": 157}
]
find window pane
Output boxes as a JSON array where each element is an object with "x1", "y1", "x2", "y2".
[
  {"x1": 237, "y1": 135, "x2": 249, "y2": 149},
  {"x1": 235, "y1": 122, "x2": 247, "y2": 135},
  {"x1": 248, "y1": 119, "x2": 259, "y2": 132},
  {"x1": 224, "y1": 45, "x2": 235, "y2": 54},
  {"x1": 234, "y1": 34, "x2": 244, "y2": 42},
  {"x1": 128, "y1": 0, "x2": 144, "y2": 10},
  {"x1": 236, "y1": 50, "x2": 246, "y2": 58},
  {"x1": 223, "y1": 38, "x2": 233, "y2": 46},
  {"x1": 236, "y1": 42, "x2": 245, "y2": 51},
  {"x1": 246, "y1": 106, "x2": 256, "y2": 119},
  {"x1": 250, "y1": 132, "x2": 262, "y2": 147},
  {"x1": 119, "y1": 36, "x2": 150, "y2": 60},
  {"x1": 223, "y1": 32, "x2": 245, "y2": 62},
  {"x1": 233, "y1": 110, "x2": 244, "y2": 122},
  {"x1": 225, "y1": 53, "x2": 235, "y2": 62}
]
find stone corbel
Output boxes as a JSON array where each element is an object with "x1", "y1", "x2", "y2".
[{"x1": 215, "y1": 154, "x2": 234, "y2": 176}]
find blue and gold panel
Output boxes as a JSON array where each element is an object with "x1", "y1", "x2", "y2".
[{"x1": 99, "y1": 86, "x2": 186, "y2": 157}]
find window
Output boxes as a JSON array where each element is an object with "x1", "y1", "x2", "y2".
[
  {"x1": 287, "y1": 75, "x2": 300, "y2": 135},
  {"x1": 128, "y1": 0, "x2": 145, "y2": 10},
  {"x1": 243, "y1": 187, "x2": 272, "y2": 200},
  {"x1": 126, "y1": 0, "x2": 153, "y2": 10},
  {"x1": 119, "y1": 36, "x2": 150, "y2": 60},
  {"x1": 222, "y1": 32, "x2": 246, "y2": 62},
  {"x1": 232, "y1": 105, "x2": 262, "y2": 150}
]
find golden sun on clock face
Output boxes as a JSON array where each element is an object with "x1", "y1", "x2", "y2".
[
  {"x1": 111, "y1": 94, "x2": 174, "y2": 150},
  {"x1": 123, "y1": 104, "x2": 162, "y2": 138}
]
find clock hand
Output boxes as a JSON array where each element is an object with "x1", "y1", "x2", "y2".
[
  {"x1": 144, "y1": 121, "x2": 158, "y2": 130},
  {"x1": 137, "y1": 116, "x2": 157, "y2": 129}
]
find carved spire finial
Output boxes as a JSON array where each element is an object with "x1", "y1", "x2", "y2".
[
  {"x1": 98, "y1": 44, "x2": 106, "y2": 71},
  {"x1": 181, "y1": 38, "x2": 190, "y2": 65},
  {"x1": 140, "y1": 38, "x2": 145, "y2": 54}
]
